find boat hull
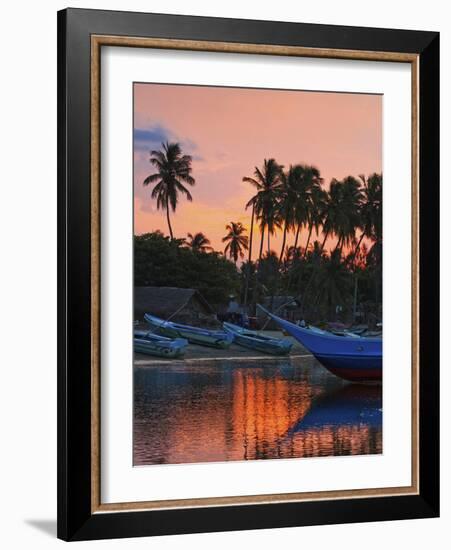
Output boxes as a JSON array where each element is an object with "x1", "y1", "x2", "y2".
[
  {"x1": 223, "y1": 322, "x2": 292, "y2": 356},
  {"x1": 257, "y1": 305, "x2": 382, "y2": 382},
  {"x1": 134, "y1": 338, "x2": 187, "y2": 358},
  {"x1": 315, "y1": 354, "x2": 381, "y2": 382},
  {"x1": 231, "y1": 334, "x2": 291, "y2": 355},
  {"x1": 144, "y1": 314, "x2": 233, "y2": 349},
  {"x1": 134, "y1": 331, "x2": 188, "y2": 358}
]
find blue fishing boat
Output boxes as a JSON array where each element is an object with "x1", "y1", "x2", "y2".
[
  {"x1": 144, "y1": 313, "x2": 234, "y2": 349},
  {"x1": 257, "y1": 305, "x2": 382, "y2": 382},
  {"x1": 134, "y1": 330, "x2": 188, "y2": 358},
  {"x1": 223, "y1": 322, "x2": 293, "y2": 356}
]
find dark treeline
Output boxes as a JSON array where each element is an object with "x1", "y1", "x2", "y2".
[
  {"x1": 135, "y1": 141, "x2": 382, "y2": 324},
  {"x1": 135, "y1": 231, "x2": 239, "y2": 305}
]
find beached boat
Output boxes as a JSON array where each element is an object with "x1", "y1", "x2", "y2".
[
  {"x1": 144, "y1": 313, "x2": 234, "y2": 349},
  {"x1": 329, "y1": 328, "x2": 362, "y2": 338},
  {"x1": 134, "y1": 330, "x2": 188, "y2": 358},
  {"x1": 223, "y1": 322, "x2": 293, "y2": 356},
  {"x1": 257, "y1": 305, "x2": 382, "y2": 382}
]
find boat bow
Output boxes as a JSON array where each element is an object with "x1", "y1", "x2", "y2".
[{"x1": 257, "y1": 305, "x2": 382, "y2": 382}]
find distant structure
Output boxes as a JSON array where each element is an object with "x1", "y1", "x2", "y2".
[
  {"x1": 134, "y1": 286, "x2": 217, "y2": 327},
  {"x1": 226, "y1": 295, "x2": 245, "y2": 315},
  {"x1": 257, "y1": 296, "x2": 302, "y2": 329},
  {"x1": 221, "y1": 295, "x2": 249, "y2": 327}
]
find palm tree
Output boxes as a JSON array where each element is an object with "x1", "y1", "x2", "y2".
[
  {"x1": 266, "y1": 201, "x2": 283, "y2": 255},
  {"x1": 185, "y1": 232, "x2": 213, "y2": 253},
  {"x1": 308, "y1": 240, "x2": 327, "y2": 262},
  {"x1": 320, "y1": 178, "x2": 344, "y2": 254},
  {"x1": 277, "y1": 165, "x2": 301, "y2": 263},
  {"x1": 243, "y1": 199, "x2": 255, "y2": 307},
  {"x1": 258, "y1": 251, "x2": 280, "y2": 297},
  {"x1": 314, "y1": 249, "x2": 352, "y2": 318},
  {"x1": 243, "y1": 159, "x2": 282, "y2": 263},
  {"x1": 143, "y1": 141, "x2": 195, "y2": 240},
  {"x1": 303, "y1": 184, "x2": 328, "y2": 259},
  {"x1": 240, "y1": 259, "x2": 256, "y2": 304},
  {"x1": 300, "y1": 180, "x2": 346, "y2": 312},
  {"x1": 285, "y1": 165, "x2": 324, "y2": 292},
  {"x1": 284, "y1": 245, "x2": 303, "y2": 291},
  {"x1": 353, "y1": 173, "x2": 382, "y2": 262},
  {"x1": 222, "y1": 222, "x2": 249, "y2": 264},
  {"x1": 334, "y1": 176, "x2": 364, "y2": 255},
  {"x1": 291, "y1": 165, "x2": 323, "y2": 253}
]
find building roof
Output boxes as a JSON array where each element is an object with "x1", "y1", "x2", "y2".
[{"x1": 134, "y1": 286, "x2": 214, "y2": 319}]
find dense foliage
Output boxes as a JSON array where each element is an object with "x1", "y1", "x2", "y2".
[
  {"x1": 134, "y1": 232, "x2": 240, "y2": 305},
  {"x1": 241, "y1": 244, "x2": 382, "y2": 323},
  {"x1": 140, "y1": 142, "x2": 382, "y2": 324}
]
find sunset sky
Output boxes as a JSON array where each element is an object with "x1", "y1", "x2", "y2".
[{"x1": 134, "y1": 83, "x2": 382, "y2": 257}]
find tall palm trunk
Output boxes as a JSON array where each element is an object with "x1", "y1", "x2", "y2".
[
  {"x1": 278, "y1": 221, "x2": 288, "y2": 264},
  {"x1": 166, "y1": 202, "x2": 174, "y2": 240},
  {"x1": 285, "y1": 222, "x2": 302, "y2": 292},
  {"x1": 352, "y1": 231, "x2": 365, "y2": 266},
  {"x1": 303, "y1": 223, "x2": 313, "y2": 259},
  {"x1": 232, "y1": 243, "x2": 239, "y2": 264},
  {"x1": 320, "y1": 229, "x2": 330, "y2": 253},
  {"x1": 243, "y1": 204, "x2": 254, "y2": 308},
  {"x1": 258, "y1": 225, "x2": 265, "y2": 261},
  {"x1": 275, "y1": 218, "x2": 289, "y2": 310},
  {"x1": 267, "y1": 230, "x2": 270, "y2": 256},
  {"x1": 300, "y1": 228, "x2": 330, "y2": 313},
  {"x1": 251, "y1": 225, "x2": 265, "y2": 315},
  {"x1": 293, "y1": 222, "x2": 302, "y2": 251},
  {"x1": 334, "y1": 235, "x2": 342, "y2": 253}
]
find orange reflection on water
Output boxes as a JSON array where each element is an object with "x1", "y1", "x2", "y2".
[
  {"x1": 280, "y1": 424, "x2": 382, "y2": 459},
  {"x1": 230, "y1": 369, "x2": 314, "y2": 460},
  {"x1": 133, "y1": 361, "x2": 382, "y2": 466}
]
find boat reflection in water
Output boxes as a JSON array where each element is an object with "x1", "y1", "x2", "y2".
[
  {"x1": 282, "y1": 384, "x2": 382, "y2": 458},
  {"x1": 133, "y1": 358, "x2": 382, "y2": 466}
]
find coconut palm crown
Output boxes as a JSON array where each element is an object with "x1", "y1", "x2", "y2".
[
  {"x1": 185, "y1": 232, "x2": 214, "y2": 253},
  {"x1": 143, "y1": 141, "x2": 195, "y2": 240},
  {"x1": 243, "y1": 158, "x2": 282, "y2": 260},
  {"x1": 222, "y1": 222, "x2": 249, "y2": 264}
]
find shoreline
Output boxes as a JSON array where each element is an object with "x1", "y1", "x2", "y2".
[
  {"x1": 134, "y1": 352, "x2": 313, "y2": 367},
  {"x1": 133, "y1": 331, "x2": 311, "y2": 367}
]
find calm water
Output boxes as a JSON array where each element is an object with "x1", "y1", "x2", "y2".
[{"x1": 133, "y1": 357, "x2": 382, "y2": 466}]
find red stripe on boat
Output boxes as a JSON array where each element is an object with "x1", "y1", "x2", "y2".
[{"x1": 325, "y1": 366, "x2": 382, "y2": 382}]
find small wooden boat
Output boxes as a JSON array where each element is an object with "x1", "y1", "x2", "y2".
[
  {"x1": 134, "y1": 330, "x2": 188, "y2": 358},
  {"x1": 257, "y1": 305, "x2": 382, "y2": 382},
  {"x1": 223, "y1": 322, "x2": 293, "y2": 356},
  {"x1": 144, "y1": 313, "x2": 234, "y2": 349}
]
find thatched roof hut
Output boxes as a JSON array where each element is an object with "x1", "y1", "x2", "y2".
[{"x1": 134, "y1": 286, "x2": 217, "y2": 326}]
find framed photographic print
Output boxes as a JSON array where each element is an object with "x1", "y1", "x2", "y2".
[{"x1": 57, "y1": 8, "x2": 439, "y2": 541}]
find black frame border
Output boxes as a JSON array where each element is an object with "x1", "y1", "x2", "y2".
[{"x1": 57, "y1": 8, "x2": 439, "y2": 541}]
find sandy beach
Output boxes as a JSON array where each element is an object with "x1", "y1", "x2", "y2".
[{"x1": 134, "y1": 330, "x2": 310, "y2": 366}]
